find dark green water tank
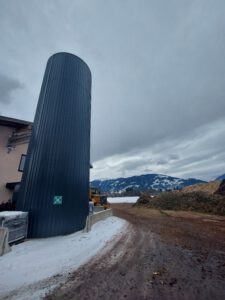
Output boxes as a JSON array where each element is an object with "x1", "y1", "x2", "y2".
[{"x1": 17, "y1": 53, "x2": 91, "y2": 238}]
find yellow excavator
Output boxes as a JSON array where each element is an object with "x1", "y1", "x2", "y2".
[{"x1": 89, "y1": 187, "x2": 110, "y2": 210}]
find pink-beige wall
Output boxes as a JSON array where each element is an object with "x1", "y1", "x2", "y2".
[{"x1": 0, "y1": 126, "x2": 28, "y2": 204}]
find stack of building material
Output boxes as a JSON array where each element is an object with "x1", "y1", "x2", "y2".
[{"x1": 0, "y1": 211, "x2": 28, "y2": 244}]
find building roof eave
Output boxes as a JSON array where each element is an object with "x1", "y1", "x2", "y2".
[{"x1": 0, "y1": 116, "x2": 33, "y2": 128}]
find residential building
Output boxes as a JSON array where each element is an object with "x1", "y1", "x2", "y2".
[{"x1": 0, "y1": 116, "x2": 32, "y2": 204}]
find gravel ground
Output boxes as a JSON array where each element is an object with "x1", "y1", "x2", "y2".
[{"x1": 46, "y1": 204, "x2": 225, "y2": 300}]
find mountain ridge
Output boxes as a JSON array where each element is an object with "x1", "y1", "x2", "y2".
[{"x1": 91, "y1": 173, "x2": 206, "y2": 194}]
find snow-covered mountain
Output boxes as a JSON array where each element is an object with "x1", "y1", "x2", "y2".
[{"x1": 91, "y1": 174, "x2": 206, "y2": 193}]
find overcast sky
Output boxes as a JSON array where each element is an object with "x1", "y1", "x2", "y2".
[{"x1": 1, "y1": 0, "x2": 225, "y2": 181}]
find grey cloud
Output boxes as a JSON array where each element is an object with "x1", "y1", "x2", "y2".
[
  {"x1": 117, "y1": 158, "x2": 153, "y2": 172},
  {"x1": 89, "y1": 0, "x2": 225, "y2": 161},
  {"x1": 157, "y1": 159, "x2": 168, "y2": 166},
  {"x1": 169, "y1": 154, "x2": 180, "y2": 161},
  {"x1": 91, "y1": 117, "x2": 225, "y2": 180},
  {"x1": 0, "y1": 73, "x2": 23, "y2": 105},
  {"x1": 1, "y1": 0, "x2": 225, "y2": 180}
]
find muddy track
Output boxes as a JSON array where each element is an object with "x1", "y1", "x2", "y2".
[{"x1": 46, "y1": 204, "x2": 225, "y2": 300}]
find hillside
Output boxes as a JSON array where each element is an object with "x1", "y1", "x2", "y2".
[
  {"x1": 91, "y1": 174, "x2": 206, "y2": 194},
  {"x1": 216, "y1": 173, "x2": 225, "y2": 180},
  {"x1": 181, "y1": 181, "x2": 221, "y2": 195},
  {"x1": 135, "y1": 180, "x2": 225, "y2": 216}
]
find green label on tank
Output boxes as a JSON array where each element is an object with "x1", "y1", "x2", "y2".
[{"x1": 53, "y1": 195, "x2": 63, "y2": 205}]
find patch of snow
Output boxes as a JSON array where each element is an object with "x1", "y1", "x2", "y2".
[
  {"x1": 122, "y1": 185, "x2": 134, "y2": 190},
  {"x1": 108, "y1": 197, "x2": 139, "y2": 203},
  {"x1": 0, "y1": 216, "x2": 127, "y2": 299}
]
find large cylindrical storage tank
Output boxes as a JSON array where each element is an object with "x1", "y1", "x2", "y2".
[{"x1": 17, "y1": 52, "x2": 91, "y2": 238}]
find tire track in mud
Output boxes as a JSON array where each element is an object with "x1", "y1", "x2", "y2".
[{"x1": 46, "y1": 204, "x2": 225, "y2": 300}]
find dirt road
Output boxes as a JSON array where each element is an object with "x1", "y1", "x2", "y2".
[{"x1": 46, "y1": 204, "x2": 225, "y2": 300}]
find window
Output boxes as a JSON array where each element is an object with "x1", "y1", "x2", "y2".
[{"x1": 18, "y1": 154, "x2": 26, "y2": 172}]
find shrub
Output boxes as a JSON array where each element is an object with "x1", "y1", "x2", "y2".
[{"x1": 135, "y1": 191, "x2": 225, "y2": 216}]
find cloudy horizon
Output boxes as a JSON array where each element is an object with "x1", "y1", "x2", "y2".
[{"x1": 1, "y1": 0, "x2": 225, "y2": 181}]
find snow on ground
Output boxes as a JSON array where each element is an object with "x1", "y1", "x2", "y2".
[
  {"x1": 0, "y1": 216, "x2": 127, "y2": 300},
  {"x1": 108, "y1": 196, "x2": 139, "y2": 204}
]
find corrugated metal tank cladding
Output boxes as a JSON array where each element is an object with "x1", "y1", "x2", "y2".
[{"x1": 17, "y1": 53, "x2": 91, "y2": 238}]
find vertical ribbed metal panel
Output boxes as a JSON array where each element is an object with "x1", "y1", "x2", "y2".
[{"x1": 16, "y1": 53, "x2": 91, "y2": 238}]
